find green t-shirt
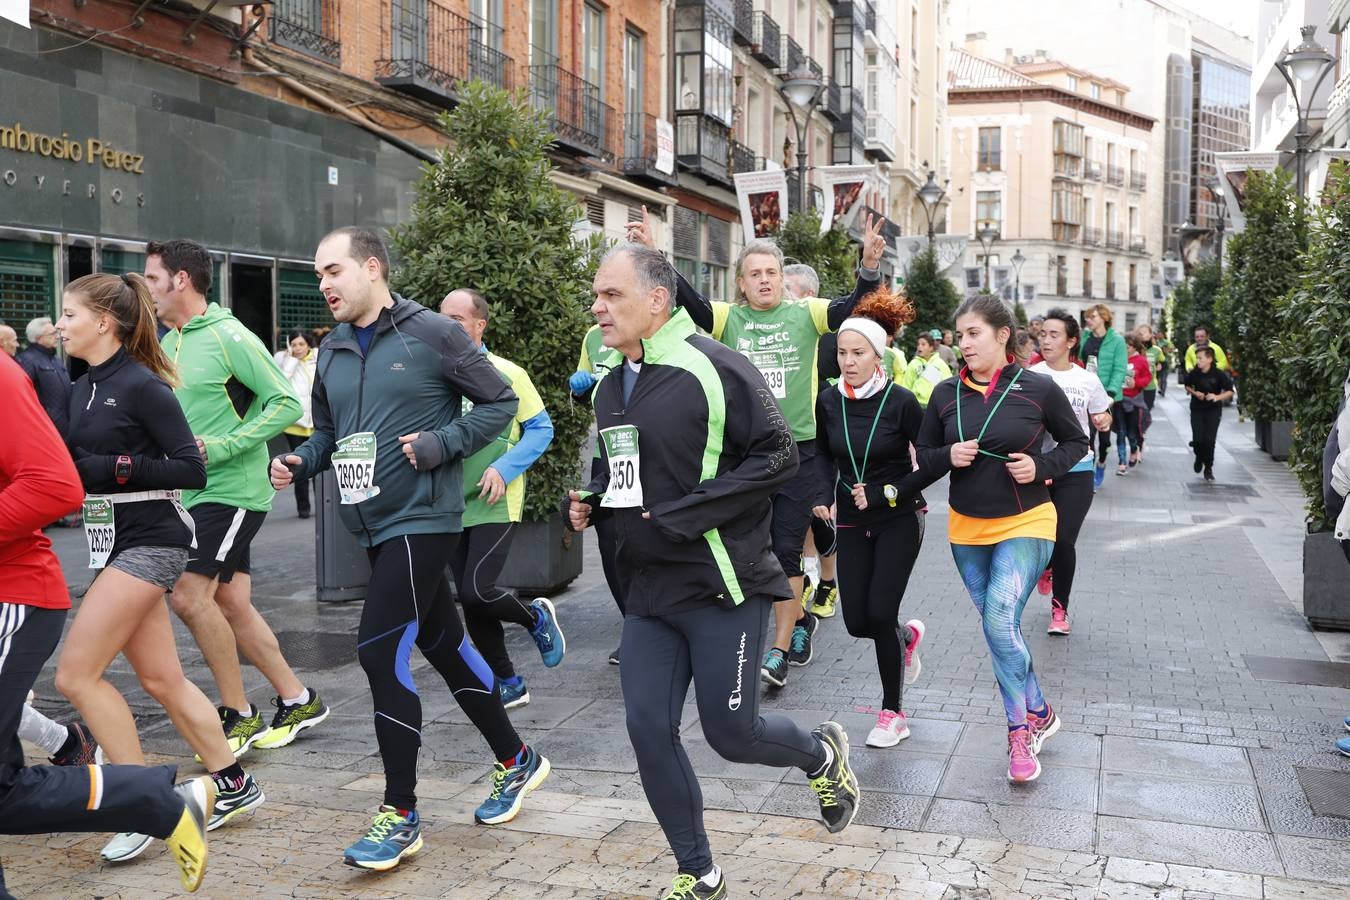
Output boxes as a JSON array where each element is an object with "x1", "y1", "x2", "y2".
[
  {"x1": 711, "y1": 298, "x2": 832, "y2": 441},
  {"x1": 461, "y1": 353, "x2": 546, "y2": 527}
]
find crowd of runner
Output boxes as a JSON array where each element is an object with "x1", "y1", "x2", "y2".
[{"x1": 0, "y1": 219, "x2": 1242, "y2": 900}]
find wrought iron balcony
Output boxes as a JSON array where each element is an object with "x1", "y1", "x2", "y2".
[
  {"x1": 676, "y1": 112, "x2": 732, "y2": 187},
  {"x1": 823, "y1": 77, "x2": 842, "y2": 121},
  {"x1": 1129, "y1": 170, "x2": 1146, "y2": 191},
  {"x1": 1129, "y1": 236, "x2": 1146, "y2": 253},
  {"x1": 528, "y1": 63, "x2": 612, "y2": 161},
  {"x1": 751, "y1": 11, "x2": 780, "y2": 67},
  {"x1": 733, "y1": 0, "x2": 753, "y2": 46},
  {"x1": 1106, "y1": 280, "x2": 1117, "y2": 300},
  {"x1": 865, "y1": 112, "x2": 897, "y2": 162},
  {"x1": 1106, "y1": 164, "x2": 1125, "y2": 186},
  {"x1": 784, "y1": 35, "x2": 804, "y2": 74},
  {"x1": 864, "y1": 0, "x2": 877, "y2": 35},
  {"x1": 730, "y1": 139, "x2": 757, "y2": 175},
  {"x1": 620, "y1": 113, "x2": 677, "y2": 186},
  {"x1": 1084, "y1": 161, "x2": 1102, "y2": 182},
  {"x1": 269, "y1": 0, "x2": 341, "y2": 64},
  {"x1": 1082, "y1": 227, "x2": 1102, "y2": 246},
  {"x1": 376, "y1": 0, "x2": 511, "y2": 105},
  {"x1": 1105, "y1": 229, "x2": 1123, "y2": 249},
  {"x1": 1082, "y1": 280, "x2": 1094, "y2": 298},
  {"x1": 808, "y1": 57, "x2": 823, "y2": 79},
  {"x1": 850, "y1": 87, "x2": 866, "y2": 144}
]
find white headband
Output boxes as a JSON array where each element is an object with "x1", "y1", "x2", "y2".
[{"x1": 838, "y1": 317, "x2": 888, "y2": 358}]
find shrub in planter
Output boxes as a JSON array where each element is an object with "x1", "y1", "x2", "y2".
[
  {"x1": 1167, "y1": 259, "x2": 1222, "y2": 359},
  {"x1": 902, "y1": 245, "x2": 960, "y2": 356}
]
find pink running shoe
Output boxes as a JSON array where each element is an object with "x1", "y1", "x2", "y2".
[
  {"x1": 903, "y1": 619, "x2": 925, "y2": 686},
  {"x1": 1037, "y1": 568, "x2": 1053, "y2": 596},
  {"x1": 1026, "y1": 703, "x2": 1060, "y2": 755},
  {"x1": 866, "y1": 709, "x2": 911, "y2": 748},
  {"x1": 1047, "y1": 601, "x2": 1071, "y2": 636},
  {"x1": 1008, "y1": 728, "x2": 1040, "y2": 783}
]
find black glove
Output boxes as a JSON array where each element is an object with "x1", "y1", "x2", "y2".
[{"x1": 406, "y1": 433, "x2": 446, "y2": 471}]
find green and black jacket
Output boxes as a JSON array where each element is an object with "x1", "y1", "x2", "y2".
[{"x1": 573, "y1": 309, "x2": 799, "y2": 615}]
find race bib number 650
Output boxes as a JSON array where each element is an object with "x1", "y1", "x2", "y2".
[
  {"x1": 333, "y1": 432, "x2": 381, "y2": 505},
  {"x1": 600, "y1": 425, "x2": 643, "y2": 508}
]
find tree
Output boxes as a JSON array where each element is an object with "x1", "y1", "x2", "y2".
[
  {"x1": 1167, "y1": 259, "x2": 1222, "y2": 356},
  {"x1": 1014, "y1": 302, "x2": 1029, "y2": 327},
  {"x1": 1275, "y1": 163, "x2": 1350, "y2": 530},
  {"x1": 772, "y1": 211, "x2": 859, "y2": 298},
  {"x1": 389, "y1": 81, "x2": 595, "y2": 522},
  {"x1": 902, "y1": 245, "x2": 960, "y2": 353},
  {"x1": 1214, "y1": 168, "x2": 1302, "y2": 423}
]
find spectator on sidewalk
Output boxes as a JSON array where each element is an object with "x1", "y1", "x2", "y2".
[
  {"x1": 273, "y1": 330, "x2": 318, "y2": 519},
  {"x1": 17, "y1": 317, "x2": 73, "y2": 437},
  {"x1": 0, "y1": 323, "x2": 16, "y2": 357}
]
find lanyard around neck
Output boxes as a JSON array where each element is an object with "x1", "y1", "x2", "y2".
[
  {"x1": 955, "y1": 367, "x2": 1023, "y2": 461},
  {"x1": 840, "y1": 381, "x2": 893, "y2": 485}
]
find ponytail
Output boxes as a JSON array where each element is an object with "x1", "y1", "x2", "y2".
[{"x1": 66, "y1": 273, "x2": 179, "y2": 386}]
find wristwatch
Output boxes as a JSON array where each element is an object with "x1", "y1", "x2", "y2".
[
  {"x1": 883, "y1": 484, "x2": 898, "y2": 508},
  {"x1": 114, "y1": 455, "x2": 132, "y2": 486}
]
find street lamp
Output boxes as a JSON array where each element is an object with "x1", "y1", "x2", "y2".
[
  {"x1": 918, "y1": 162, "x2": 948, "y2": 243},
  {"x1": 778, "y1": 65, "x2": 824, "y2": 215},
  {"x1": 976, "y1": 221, "x2": 998, "y2": 292},
  {"x1": 1205, "y1": 175, "x2": 1228, "y2": 272},
  {"x1": 1011, "y1": 248, "x2": 1026, "y2": 304},
  {"x1": 1275, "y1": 24, "x2": 1336, "y2": 199}
]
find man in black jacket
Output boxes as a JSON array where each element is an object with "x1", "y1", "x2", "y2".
[
  {"x1": 564, "y1": 244, "x2": 859, "y2": 900},
  {"x1": 16, "y1": 317, "x2": 72, "y2": 438}
]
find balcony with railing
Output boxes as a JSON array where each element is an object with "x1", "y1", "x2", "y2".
[
  {"x1": 730, "y1": 139, "x2": 757, "y2": 175},
  {"x1": 1129, "y1": 170, "x2": 1146, "y2": 191},
  {"x1": 1106, "y1": 279, "x2": 1116, "y2": 300},
  {"x1": 1082, "y1": 227, "x2": 1102, "y2": 246},
  {"x1": 1105, "y1": 229, "x2": 1123, "y2": 249},
  {"x1": 850, "y1": 87, "x2": 866, "y2": 144},
  {"x1": 1106, "y1": 164, "x2": 1125, "y2": 186},
  {"x1": 620, "y1": 113, "x2": 678, "y2": 186},
  {"x1": 377, "y1": 0, "x2": 512, "y2": 106},
  {"x1": 751, "y1": 11, "x2": 780, "y2": 67},
  {"x1": 823, "y1": 77, "x2": 842, "y2": 121},
  {"x1": 783, "y1": 35, "x2": 804, "y2": 74},
  {"x1": 677, "y1": 112, "x2": 732, "y2": 187},
  {"x1": 269, "y1": 0, "x2": 341, "y2": 64},
  {"x1": 1084, "y1": 161, "x2": 1102, "y2": 182},
  {"x1": 865, "y1": 111, "x2": 897, "y2": 162},
  {"x1": 1082, "y1": 280, "x2": 1094, "y2": 298},
  {"x1": 732, "y1": 0, "x2": 753, "y2": 46},
  {"x1": 528, "y1": 60, "x2": 612, "y2": 161},
  {"x1": 864, "y1": 0, "x2": 877, "y2": 35},
  {"x1": 1129, "y1": 236, "x2": 1146, "y2": 253}
]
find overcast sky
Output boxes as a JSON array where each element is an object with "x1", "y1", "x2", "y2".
[{"x1": 1174, "y1": 0, "x2": 1258, "y2": 38}]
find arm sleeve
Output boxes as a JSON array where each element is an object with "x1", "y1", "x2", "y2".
[
  {"x1": 674, "y1": 270, "x2": 716, "y2": 334},
  {"x1": 429, "y1": 331, "x2": 519, "y2": 463},
  {"x1": 813, "y1": 394, "x2": 839, "y2": 506},
  {"x1": 0, "y1": 358, "x2": 83, "y2": 539},
  {"x1": 492, "y1": 410, "x2": 554, "y2": 485},
  {"x1": 1032, "y1": 381, "x2": 1092, "y2": 481},
  {"x1": 915, "y1": 383, "x2": 955, "y2": 479},
  {"x1": 646, "y1": 365, "x2": 800, "y2": 542},
  {"x1": 289, "y1": 366, "x2": 338, "y2": 479},
  {"x1": 199, "y1": 333, "x2": 303, "y2": 464},
  {"x1": 85, "y1": 377, "x2": 206, "y2": 491},
  {"x1": 823, "y1": 268, "x2": 883, "y2": 331}
]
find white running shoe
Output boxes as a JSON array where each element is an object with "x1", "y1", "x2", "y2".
[
  {"x1": 101, "y1": 831, "x2": 153, "y2": 862},
  {"x1": 903, "y1": 619, "x2": 925, "y2": 686},
  {"x1": 866, "y1": 709, "x2": 911, "y2": 748}
]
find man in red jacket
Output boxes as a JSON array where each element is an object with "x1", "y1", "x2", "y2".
[{"x1": 0, "y1": 354, "x2": 212, "y2": 895}]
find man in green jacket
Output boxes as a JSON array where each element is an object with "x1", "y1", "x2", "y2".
[
  {"x1": 1082, "y1": 303, "x2": 1127, "y2": 489},
  {"x1": 148, "y1": 240, "x2": 329, "y2": 764},
  {"x1": 1184, "y1": 326, "x2": 1230, "y2": 373}
]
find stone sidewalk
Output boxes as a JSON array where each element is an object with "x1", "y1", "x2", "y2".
[{"x1": 9, "y1": 388, "x2": 1350, "y2": 898}]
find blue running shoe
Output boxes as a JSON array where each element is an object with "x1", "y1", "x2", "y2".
[
  {"x1": 529, "y1": 597, "x2": 565, "y2": 668},
  {"x1": 474, "y1": 746, "x2": 550, "y2": 825},
  {"x1": 344, "y1": 805, "x2": 422, "y2": 871},
  {"x1": 1339, "y1": 736, "x2": 1350, "y2": 758},
  {"x1": 1093, "y1": 465, "x2": 1105, "y2": 490},
  {"x1": 499, "y1": 676, "x2": 530, "y2": 710},
  {"x1": 1343, "y1": 715, "x2": 1350, "y2": 732}
]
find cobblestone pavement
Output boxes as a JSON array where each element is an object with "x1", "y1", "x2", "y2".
[{"x1": 10, "y1": 389, "x2": 1350, "y2": 898}]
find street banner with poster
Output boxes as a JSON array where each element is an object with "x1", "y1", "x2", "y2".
[
  {"x1": 734, "y1": 168, "x2": 789, "y2": 244},
  {"x1": 1311, "y1": 148, "x2": 1350, "y2": 204},
  {"x1": 817, "y1": 164, "x2": 874, "y2": 234},
  {"x1": 1, "y1": 0, "x2": 28, "y2": 26},
  {"x1": 1214, "y1": 152, "x2": 1281, "y2": 232},
  {"x1": 655, "y1": 119, "x2": 675, "y2": 175}
]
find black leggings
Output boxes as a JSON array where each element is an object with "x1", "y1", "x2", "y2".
[
  {"x1": 836, "y1": 511, "x2": 924, "y2": 712},
  {"x1": 450, "y1": 522, "x2": 535, "y2": 681},
  {"x1": 1191, "y1": 406, "x2": 1222, "y2": 467},
  {"x1": 1047, "y1": 470, "x2": 1094, "y2": 611},
  {"x1": 1093, "y1": 422, "x2": 1112, "y2": 466},
  {"x1": 622, "y1": 597, "x2": 825, "y2": 875},
  {"x1": 284, "y1": 433, "x2": 312, "y2": 514},
  {"x1": 1112, "y1": 400, "x2": 1142, "y2": 463},
  {"x1": 358, "y1": 532, "x2": 521, "y2": 810}
]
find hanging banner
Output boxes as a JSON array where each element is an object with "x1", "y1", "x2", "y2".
[
  {"x1": 1311, "y1": 148, "x2": 1350, "y2": 205},
  {"x1": 1, "y1": 0, "x2": 28, "y2": 27},
  {"x1": 817, "y1": 164, "x2": 874, "y2": 235},
  {"x1": 654, "y1": 119, "x2": 675, "y2": 175},
  {"x1": 1213, "y1": 152, "x2": 1280, "y2": 232},
  {"x1": 734, "y1": 169, "x2": 789, "y2": 244}
]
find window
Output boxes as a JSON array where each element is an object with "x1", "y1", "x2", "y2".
[
  {"x1": 1125, "y1": 311, "x2": 1137, "y2": 330},
  {"x1": 1129, "y1": 148, "x2": 1139, "y2": 174},
  {"x1": 1116, "y1": 90, "x2": 1126, "y2": 106},
  {"x1": 1082, "y1": 258, "x2": 1092, "y2": 297},
  {"x1": 674, "y1": 7, "x2": 733, "y2": 126},
  {"x1": 624, "y1": 28, "x2": 643, "y2": 118},
  {"x1": 1106, "y1": 143, "x2": 1117, "y2": 168},
  {"x1": 1105, "y1": 260, "x2": 1115, "y2": 299},
  {"x1": 1090, "y1": 82, "x2": 1100, "y2": 100},
  {"x1": 471, "y1": 0, "x2": 502, "y2": 50},
  {"x1": 582, "y1": 3, "x2": 604, "y2": 95},
  {"x1": 1056, "y1": 255, "x2": 1068, "y2": 295},
  {"x1": 976, "y1": 190, "x2": 1002, "y2": 232},
  {"x1": 1105, "y1": 201, "x2": 1115, "y2": 232},
  {"x1": 978, "y1": 126, "x2": 1001, "y2": 170},
  {"x1": 1083, "y1": 197, "x2": 1094, "y2": 229},
  {"x1": 911, "y1": 7, "x2": 918, "y2": 60},
  {"x1": 1053, "y1": 120, "x2": 1084, "y2": 156},
  {"x1": 1052, "y1": 183, "x2": 1082, "y2": 241},
  {"x1": 1128, "y1": 206, "x2": 1139, "y2": 239},
  {"x1": 530, "y1": 0, "x2": 556, "y2": 62},
  {"x1": 1067, "y1": 74, "x2": 1078, "y2": 91},
  {"x1": 1128, "y1": 263, "x2": 1138, "y2": 301}
]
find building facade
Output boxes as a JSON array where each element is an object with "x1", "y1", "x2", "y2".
[
  {"x1": 890, "y1": 0, "x2": 952, "y2": 241},
  {"x1": 947, "y1": 45, "x2": 1156, "y2": 328}
]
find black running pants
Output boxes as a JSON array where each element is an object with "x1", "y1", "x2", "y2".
[
  {"x1": 450, "y1": 522, "x2": 534, "y2": 681},
  {"x1": 1047, "y1": 471, "x2": 1095, "y2": 611},
  {"x1": 1190, "y1": 406, "x2": 1222, "y2": 468}
]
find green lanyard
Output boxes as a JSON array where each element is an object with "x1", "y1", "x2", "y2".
[
  {"x1": 955, "y1": 367, "x2": 1023, "y2": 461},
  {"x1": 840, "y1": 382, "x2": 893, "y2": 485}
]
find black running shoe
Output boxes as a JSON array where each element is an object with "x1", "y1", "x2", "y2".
[
  {"x1": 609, "y1": 646, "x2": 621, "y2": 665},
  {"x1": 787, "y1": 622, "x2": 813, "y2": 667},
  {"x1": 808, "y1": 722, "x2": 859, "y2": 834},
  {"x1": 49, "y1": 722, "x2": 100, "y2": 766},
  {"x1": 208, "y1": 774, "x2": 264, "y2": 831},
  {"x1": 659, "y1": 870, "x2": 727, "y2": 899}
]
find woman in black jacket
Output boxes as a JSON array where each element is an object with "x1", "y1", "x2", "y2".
[
  {"x1": 814, "y1": 289, "x2": 935, "y2": 749},
  {"x1": 53, "y1": 273, "x2": 264, "y2": 862}
]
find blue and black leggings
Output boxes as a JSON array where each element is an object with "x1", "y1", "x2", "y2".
[
  {"x1": 358, "y1": 532, "x2": 521, "y2": 810},
  {"x1": 951, "y1": 537, "x2": 1054, "y2": 728}
]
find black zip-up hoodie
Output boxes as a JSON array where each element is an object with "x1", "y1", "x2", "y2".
[
  {"x1": 66, "y1": 348, "x2": 206, "y2": 552},
  {"x1": 917, "y1": 362, "x2": 1088, "y2": 518},
  {"x1": 570, "y1": 309, "x2": 798, "y2": 614}
]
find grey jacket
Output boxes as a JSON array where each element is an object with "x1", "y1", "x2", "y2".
[{"x1": 291, "y1": 294, "x2": 518, "y2": 546}]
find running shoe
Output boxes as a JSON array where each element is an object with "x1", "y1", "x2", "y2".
[
  {"x1": 252, "y1": 691, "x2": 329, "y2": 749},
  {"x1": 800, "y1": 575, "x2": 815, "y2": 612},
  {"x1": 866, "y1": 709, "x2": 910, "y2": 748},
  {"x1": 760, "y1": 649, "x2": 788, "y2": 687},
  {"x1": 1204, "y1": 466, "x2": 1215, "y2": 482},
  {"x1": 903, "y1": 619, "x2": 925, "y2": 686},
  {"x1": 808, "y1": 722, "x2": 859, "y2": 833},
  {"x1": 1007, "y1": 727, "x2": 1040, "y2": 783},
  {"x1": 1093, "y1": 465, "x2": 1105, "y2": 489},
  {"x1": 787, "y1": 623, "x2": 813, "y2": 667},
  {"x1": 1036, "y1": 568, "x2": 1053, "y2": 597},
  {"x1": 1339, "y1": 736, "x2": 1350, "y2": 758},
  {"x1": 499, "y1": 676, "x2": 530, "y2": 710},
  {"x1": 1116, "y1": 464, "x2": 1128, "y2": 476},
  {"x1": 529, "y1": 597, "x2": 566, "y2": 668},
  {"x1": 1026, "y1": 703, "x2": 1061, "y2": 754},
  {"x1": 101, "y1": 831, "x2": 153, "y2": 863},
  {"x1": 1047, "y1": 602, "x2": 1071, "y2": 636},
  {"x1": 219, "y1": 705, "x2": 271, "y2": 757},
  {"x1": 1194, "y1": 458, "x2": 1203, "y2": 473},
  {"x1": 1343, "y1": 715, "x2": 1350, "y2": 732},
  {"x1": 165, "y1": 777, "x2": 214, "y2": 892},
  {"x1": 660, "y1": 871, "x2": 727, "y2": 899},
  {"x1": 343, "y1": 805, "x2": 422, "y2": 871},
  {"x1": 808, "y1": 582, "x2": 838, "y2": 619},
  {"x1": 49, "y1": 722, "x2": 100, "y2": 766},
  {"x1": 208, "y1": 774, "x2": 264, "y2": 830},
  {"x1": 474, "y1": 745, "x2": 550, "y2": 825},
  {"x1": 608, "y1": 646, "x2": 621, "y2": 665}
]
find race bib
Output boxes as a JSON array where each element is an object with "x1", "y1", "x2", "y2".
[
  {"x1": 333, "y1": 432, "x2": 381, "y2": 505},
  {"x1": 83, "y1": 497, "x2": 115, "y2": 569},
  {"x1": 749, "y1": 351, "x2": 787, "y2": 399},
  {"x1": 600, "y1": 425, "x2": 643, "y2": 508},
  {"x1": 1086, "y1": 356, "x2": 1099, "y2": 375},
  {"x1": 922, "y1": 363, "x2": 945, "y2": 385}
]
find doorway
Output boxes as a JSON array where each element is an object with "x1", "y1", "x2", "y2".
[{"x1": 229, "y1": 262, "x2": 275, "y2": 350}]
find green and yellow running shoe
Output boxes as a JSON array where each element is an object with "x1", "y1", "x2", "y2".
[
  {"x1": 660, "y1": 870, "x2": 727, "y2": 899},
  {"x1": 253, "y1": 691, "x2": 329, "y2": 749},
  {"x1": 221, "y1": 705, "x2": 271, "y2": 757},
  {"x1": 808, "y1": 581, "x2": 838, "y2": 619}
]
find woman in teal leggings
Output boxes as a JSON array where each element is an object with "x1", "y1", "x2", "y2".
[{"x1": 916, "y1": 295, "x2": 1088, "y2": 782}]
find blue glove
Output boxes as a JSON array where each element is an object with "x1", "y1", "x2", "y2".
[{"x1": 569, "y1": 370, "x2": 597, "y2": 394}]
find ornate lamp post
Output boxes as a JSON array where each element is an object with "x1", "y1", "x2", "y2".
[
  {"x1": 778, "y1": 66, "x2": 824, "y2": 214},
  {"x1": 1275, "y1": 25, "x2": 1335, "y2": 199}
]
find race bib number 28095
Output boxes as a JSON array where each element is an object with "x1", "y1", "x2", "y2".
[{"x1": 333, "y1": 432, "x2": 381, "y2": 505}]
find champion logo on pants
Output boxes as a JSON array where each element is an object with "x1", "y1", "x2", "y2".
[{"x1": 728, "y1": 631, "x2": 747, "y2": 711}]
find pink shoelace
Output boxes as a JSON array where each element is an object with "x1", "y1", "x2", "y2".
[
  {"x1": 1008, "y1": 727, "x2": 1033, "y2": 761},
  {"x1": 876, "y1": 709, "x2": 902, "y2": 730}
]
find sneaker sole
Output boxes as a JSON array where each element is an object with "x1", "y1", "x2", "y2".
[
  {"x1": 207, "y1": 789, "x2": 265, "y2": 832},
  {"x1": 534, "y1": 597, "x2": 565, "y2": 668},
  {"x1": 608, "y1": 656, "x2": 620, "y2": 666},
  {"x1": 788, "y1": 647, "x2": 813, "y2": 667},
  {"x1": 865, "y1": 727, "x2": 911, "y2": 748},
  {"x1": 344, "y1": 835, "x2": 423, "y2": 871},
  {"x1": 1047, "y1": 623, "x2": 1071, "y2": 635},
  {"x1": 760, "y1": 667, "x2": 786, "y2": 687},
  {"x1": 475, "y1": 756, "x2": 551, "y2": 825},
  {"x1": 102, "y1": 834, "x2": 154, "y2": 863},
  {"x1": 503, "y1": 692, "x2": 531, "y2": 710},
  {"x1": 1032, "y1": 714, "x2": 1061, "y2": 754},
  {"x1": 166, "y1": 779, "x2": 214, "y2": 892},
  {"x1": 253, "y1": 707, "x2": 330, "y2": 750}
]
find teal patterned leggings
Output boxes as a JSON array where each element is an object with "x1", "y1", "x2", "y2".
[{"x1": 951, "y1": 538, "x2": 1055, "y2": 728}]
